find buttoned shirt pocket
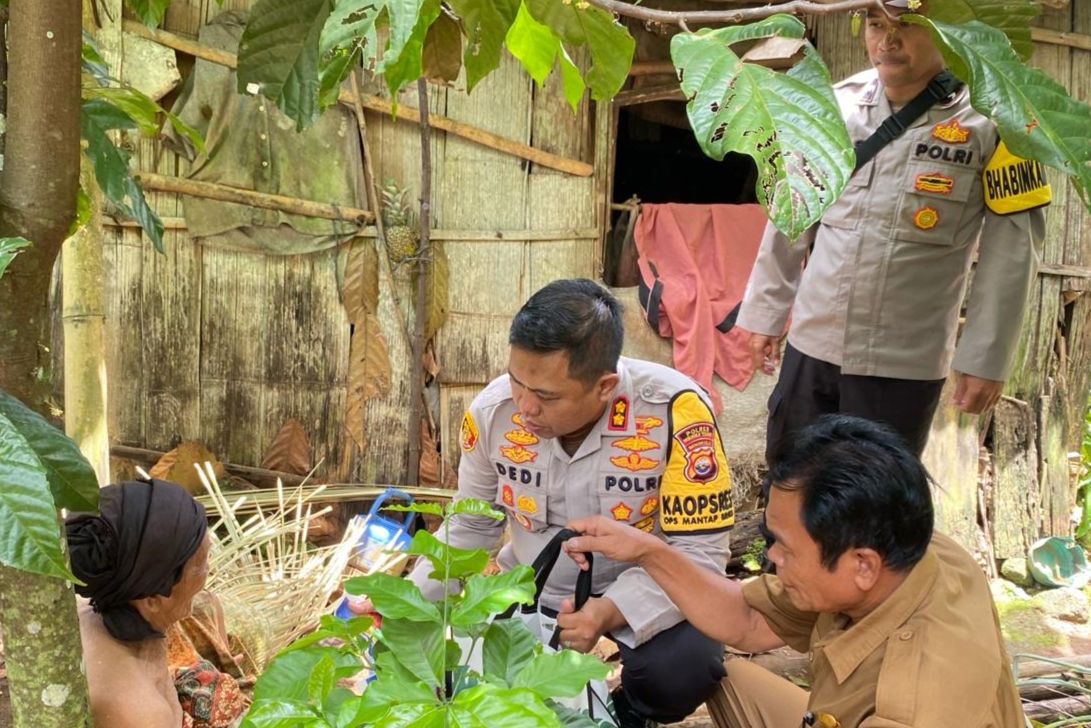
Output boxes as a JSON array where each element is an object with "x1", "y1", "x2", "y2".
[
  {"x1": 498, "y1": 481, "x2": 549, "y2": 532},
  {"x1": 893, "y1": 160, "x2": 976, "y2": 245}
]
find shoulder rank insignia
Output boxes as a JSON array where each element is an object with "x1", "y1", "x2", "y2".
[
  {"x1": 608, "y1": 396, "x2": 629, "y2": 432},
  {"x1": 983, "y1": 140, "x2": 1052, "y2": 215}
]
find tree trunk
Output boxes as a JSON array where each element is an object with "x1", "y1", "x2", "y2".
[{"x1": 0, "y1": 1, "x2": 94, "y2": 727}]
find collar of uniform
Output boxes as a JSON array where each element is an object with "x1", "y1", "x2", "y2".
[
  {"x1": 863, "y1": 72, "x2": 966, "y2": 111},
  {"x1": 820, "y1": 545, "x2": 940, "y2": 684}
]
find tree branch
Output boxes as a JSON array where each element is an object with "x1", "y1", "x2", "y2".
[{"x1": 586, "y1": 0, "x2": 883, "y2": 26}]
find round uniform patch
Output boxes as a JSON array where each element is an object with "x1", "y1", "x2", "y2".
[{"x1": 913, "y1": 206, "x2": 939, "y2": 230}]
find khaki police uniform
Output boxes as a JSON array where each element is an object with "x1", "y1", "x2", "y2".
[
  {"x1": 409, "y1": 356, "x2": 734, "y2": 722},
  {"x1": 706, "y1": 533, "x2": 1024, "y2": 728},
  {"x1": 738, "y1": 68, "x2": 1047, "y2": 457}
]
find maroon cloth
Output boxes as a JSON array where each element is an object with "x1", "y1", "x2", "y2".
[{"x1": 635, "y1": 203, "x2": 770, "y2": 411}]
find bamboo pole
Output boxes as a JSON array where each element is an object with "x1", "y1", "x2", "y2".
[
  {"x1": 134, "y1": 171, "x2": 373, "y2": 225},
  {"x1": 407, "y1": 77, "x2": 432, "y2": 486},
  {"x1": 121, "y1": 20, "x2": 594, "y2": 178}
]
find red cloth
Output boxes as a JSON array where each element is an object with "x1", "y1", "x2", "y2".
[{"x1": 634, "y1": 203, "x2": 769, "y2": 411}]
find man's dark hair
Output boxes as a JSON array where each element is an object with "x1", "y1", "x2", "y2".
[
  {"x1": 768, "y1": 415, "x2": 934, "y2": 573},
  {"x1": 509, "y1": 278, "x2": 624, "y2": 386}
]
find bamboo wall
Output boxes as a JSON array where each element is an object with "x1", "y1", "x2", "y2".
[{"x1": 92, "y1": 0, "x2": 599, "y2": 485}]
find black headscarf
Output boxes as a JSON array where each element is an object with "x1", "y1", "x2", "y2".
[{"x1": 66, "y1": 478, "x2": 207, "y2": 642}]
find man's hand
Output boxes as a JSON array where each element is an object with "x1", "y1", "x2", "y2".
[
  {"x1": 563, "y1": 515, "x2": 662, "y2": 568},
  {"x1": 952, "y1": 372, "x2": 1004, "y2": 414},
  {"x1": 556, "y1": 596, "x2": 625, "y2": 653},
  {"x1": 748, "y1": 333, "x2": 781, "y2": 375}
]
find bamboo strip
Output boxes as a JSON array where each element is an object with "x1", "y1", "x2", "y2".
[
  {"x1": 135, "y1": 171, "x2": 374, "y2": 224},
  {"x1": 121, "y1": 20, "x2": 594, "y2": 177}
]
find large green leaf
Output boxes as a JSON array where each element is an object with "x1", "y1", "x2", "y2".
[
  {"x1": 81, "y1": 34, "x2": 110, "y2": 87},
  {"x1": 80, "y1": 99, "x2": 165, "y2": 252},
  {"x1": 524, "y1": 0, "x2": 633, "y2": 101},
  {"x1": 84, "y1": 84, "x2": 207, "y2": 157},
  {"x1": 238, "y1": 0, "x2": 334, "y2": 131},
  {"x1": 0, "y1": 237, "x2": 31, "y2": 280},
  {"x1": 376, "y1": 618, "x2": 446, "y2": 688},
  {"x1": 446, "y1": 0, "x2": 521, "y2": 92},
  {"x1": 375, "y1": 703, "x2": 447, "y2": 728},
  {"x1": 251, "y1": 647, "x2": 359, "y2": 703},
  {"x1": 0, "y1": 390, "x2": 99, "y2": 513},
  {"x1": 380, "y1": 0, "x2": 443, "y2": 97},
  {"x1": 919, "y1": 18, "x2": 1091, "y2": 212},
  {"x1": 507, "y1": 2, "x2": 559, "y2": 86},
  {"x1": 482, "y1": 618, "x2": 541, "y2": 685},
  {"x1": 512, "y1": 650, "x2": 610, "y2": 700},
  {"x1": 448, "y1": 684, "x2": 562, "y2": 728},
  {"x1": 123, "y1": 0, "x2": 172, "y2": 29},
  {"x1": 925, "y1": 0, "x2": 1039, "y2": 62},
  {"x1": 0, "y1": 413, "x2": 73, "y2": 580},
  {"x1": 449, "y1": 498, "x2": 505, "y2": 519},
  {"x1": 405, "y1": 528, "x2": 490, "y2": 580},
  {"x1": 238, "y1": 699, "x2": 320, "y2": 728},
  {"x1": 672, "y1": 15, "x2": 853, "y2": 241},
  {"x1": 343, "y1": 571, "x2": 441, "y2": 621},
  {"x1": 450, "y1": 566, "x2": 535, "y2": 628}
]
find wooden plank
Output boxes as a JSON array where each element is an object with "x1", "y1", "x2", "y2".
[
  {"x1": 991, "y1": 398, "x2": 1040, "y2": 559},
  {"x1": 921, "y1": 378, "x2": 981, "y2": 552},
  {"x1": 813, "y1": 12, "x2": 869, "y2": 84},
  {"x1": 105, "y1": 227, "x2": 147, "y2": 445},
  {"x1": 200, "y1": 247, "x2": 268, "y2": 382},
  {"x1": 1039, "y1": 382, "x2": 1072, "y2": 535},
  {"x1": 262, "y1": 382, "x2": 348, "y2": 483},
  {"x1": 200, "y1": 378, "x2": 264, "y2": 465}
]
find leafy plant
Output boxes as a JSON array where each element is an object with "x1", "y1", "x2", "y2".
[
  {"x1": 240, "y1": 499, "x2": 611, "y2": 728},
  {"x1": 1014, "y1": 653, "x2": 1091, "y2": 728},
  {"x1": 0, "y1": 241, "x2": 100, "y2": 581},
  {"x1": 740, "y1": 538, "x2": 766, "y2": 574}
]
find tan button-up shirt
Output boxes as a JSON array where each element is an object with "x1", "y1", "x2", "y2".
[
  {"x1": 738, "y1": 69, "x2": 1046, "y2": 381},
  {"x1": 743, "y1": 533, "x2": 1024, "y2": 727},
  {"x1": 410, "y1": 357, "x2": 733, "y2": 647}
]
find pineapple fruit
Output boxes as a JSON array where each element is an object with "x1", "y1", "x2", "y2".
[{"x1": 380, "y1": 178, "x2": 419, "y2": 263}]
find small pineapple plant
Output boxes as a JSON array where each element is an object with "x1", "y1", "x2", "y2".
[{"x1": 380, "y1": 178, "x2": 419, "y2": 263}]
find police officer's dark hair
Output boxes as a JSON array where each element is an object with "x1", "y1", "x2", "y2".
[
  {"x1": 768, "y1": 414, "x2": 933, "y2": 573},
  {"x1": 509, "y1": 278, "x2": 624, "y2": 387}
]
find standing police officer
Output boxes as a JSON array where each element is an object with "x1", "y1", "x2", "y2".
[{"x1": 740, "y1": 0, "x2": 1049, "y2": 459}]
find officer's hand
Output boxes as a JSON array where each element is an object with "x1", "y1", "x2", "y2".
[
  {"x1": 556, "y1": 596, "x2": 624, "y2": 653},
  {"x1": 952, "y1": 372, "x2": 1004, "y2": 415},
  {"x1": 748, "y1": 333, "x2": 781, "y2": 375},
  {"x1": 564, "y1": 515, "x2": 660, "y2": 568}
]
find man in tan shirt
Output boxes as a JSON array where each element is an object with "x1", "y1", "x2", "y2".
[
  {"x1": 564, "y1": 415, "x2": 1024, "y2": 727},
  {"x1": 740, "y1": 0, "x2": 1048, "y2": 458}
]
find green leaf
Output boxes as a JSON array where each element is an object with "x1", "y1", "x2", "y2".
[
  {"x1": 506, "y1": 2, "x2": 558, "y2": 87},
  {"x1": 524, "y1": 0, "x2": 633, "y2": 101},
  {"x1": 0, "y1": 413, "x2": 73, "y2": 580},
  {"x1": 925, "y1": 0, "x2": 1039, "y2": 62},
  {"x1": 81, "y1": 34, "x2": 110, "y2": 87},
  {"x1": 375, "y1": 618, "x2": 446, "y2": 688},
  {"x1": 124, "y1": 0, "x2": 172, "y2": 29},
  {"x1": 82, "y1": 86, "x2": 160, "y2": 136},
  {"x1": 381, "y1": 0, "x2": 443, "y2": 97},
  {"x1": 0, "y1": 237, "x2": 31, "y2": 280},
  {"x1": 0, "y1": 390, "x2": 99, "y2": 513},
  {"x1": 545, "y1": 701, "x2": 607, "y2": 728},
  {"x1": 450, "y1": 566, "x2": 535, "y2": 628},
  {"x1": 343, "y1": 572, "x2": 441, "y2": 621},
  {"x1": 238, "y1": 0, "x2": 334, "y2": 131},
  {"x1": 449, "y1": 498, "x2": 505, "y2": 519},
  {"x1": 253, "y1": 647, "x2": 360, "y2": 703},
  {"x1": 448, "y1": 684, "x2": 562, "y2": 728},
  {"x1": 917, "y1": 18, "x2": 1091, "y2": 214},
  {"x1": 558, "y1": 46, "x2": 586, "y2": 113},
  {"x1": 405, "y1": 528, "x2": 490, "y2": 581},
  {"x1": 239, "y1": 698, "x2": 320, "y2": 728},
  {"x1": 482, "y1": 618, "x2": 540, "y2": 685},
  {"x1": 671, "y1": 16, "x2": 853, "y2": 240},
  {"x1": 375, "y1": 703, "x2": 447, "y2": 728},
  {"x1": 307, "y1": 654, "x2": 337, "y2": 706},
  {"x1": 80, "y1": 99, "x2": 165, "y2": 252},
  {"x1": 446, "y1": 0, "x2": 521, "y2": 92},
  {"x1": 385, "y1": 502, "x2": 444, "y2": 516},
  {"x1": 512, "y1": 650, "x2": 610, "y2": 699},
  {"x1": 350, "y1": 676, "x2": 439, "y2": 726}
]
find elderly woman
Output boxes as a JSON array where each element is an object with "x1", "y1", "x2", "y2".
[{"x1": 66, "y1": 478, "x2": 244, "y2": 728}]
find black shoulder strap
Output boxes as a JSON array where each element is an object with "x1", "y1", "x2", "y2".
[{"x1": 852, "y1": 70, "x2": 962, "y2": 174}]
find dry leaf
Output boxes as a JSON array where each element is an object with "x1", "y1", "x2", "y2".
[
  {"x1": 422, "y1": 12, "x2": 463, "y2": 86},
  {"x1": 424, "y1": 241, "x2": 449, "y2": 340},
  {"x1": 344, "y1": 315, "x2": 392, "y2": 449},
  {"x1": 261, "y1": 419, "x2": 313, "y2": 476},
  {"x1": 149, "y1": 441, "x2": 228, "y2": 495},
  {"x1": 418, "y1": 419, "x2": 441, "y2": 486},
  {"x1": 341, "y1": 237, "x2": 379, "y2": 325}
]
